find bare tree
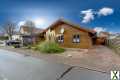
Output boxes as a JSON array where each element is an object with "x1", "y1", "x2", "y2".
[
  {"x1": 2, "y1": 21, "x2": 16, "y2": 40},
  {"x1": 24, "y1": 20, "x2": 36, "y2": 44},
  {"x1": 24, "y1": 20, "x2": 35, "y2": 36}
]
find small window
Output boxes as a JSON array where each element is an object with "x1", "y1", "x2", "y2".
[
  {"x1": 73, "y1": 34, "x2": 80, "y2": 43},
  {"x1": 58, "y1": 35, "x2": 64, "y2": 43}
]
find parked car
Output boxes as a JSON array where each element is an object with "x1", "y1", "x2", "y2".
[
  {"x1": 6, "y1": 40, "x2": 21, "y2": 48},
  {"x1": 0, "y1": 40, "x2": 6, "y2": 46}
]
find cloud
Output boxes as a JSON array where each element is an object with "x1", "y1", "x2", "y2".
[
  {"x1": 94, "y1": 27, "x2": 106, "y2": 33},
  {"x1": 98, "y1": 7, "x2": 114, "y2": 16},
  {"x1": 81, "y1": 7, "x2": 114, "y2": 23},
  {"x1": 81, "y1": 9, "x2": 94, "y2": 23},
  {"x1": 18, "y1": 21, "x2": 25, "y2": 26},
  {"x1": 33, "y1": 18, "x2": 46, "y2": 28}
]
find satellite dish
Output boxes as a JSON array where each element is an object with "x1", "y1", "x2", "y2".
[{"x1": 60, "y1": 28, "x2": 64, "y2": 34}]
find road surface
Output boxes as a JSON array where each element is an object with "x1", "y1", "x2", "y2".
[{"x1": 0, "y1": 49, "x2": 109, "y2": 80}]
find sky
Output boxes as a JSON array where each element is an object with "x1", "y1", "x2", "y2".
[{"x1": 0, "y1": 0, "x2": 120, "y2": 33}]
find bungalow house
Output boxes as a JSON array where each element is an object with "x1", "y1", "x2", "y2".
[{"x1": 41, "y1": 19, "x2": 97, "y2": 48}]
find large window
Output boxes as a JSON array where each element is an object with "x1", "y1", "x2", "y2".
[
  {"x1": 58, "y1": 35, "x2": 64, "y2": 43},
  {"x1": 73, "y1": 34, "x2": 80, "y2": 43}
]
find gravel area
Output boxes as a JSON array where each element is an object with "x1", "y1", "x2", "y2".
[{"x1": 1, "y1": 45, "x2": 120, "y2": 73}]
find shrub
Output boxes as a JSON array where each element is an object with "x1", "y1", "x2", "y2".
[
  {"x1": 31, "y1": 46, "x2": 37, "y2": 50},
  {"x1": 36, "y1": 41, "x2": 65, "y2": 53},
  {"x1": 24, "y1": 45, "x2": 32, "y2": 49},
  {"x1": 0, "y1": 36, "x2": 8, "y2": 40}
]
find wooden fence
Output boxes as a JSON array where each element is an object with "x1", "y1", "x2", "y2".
[{"x1": 105, "y1": 37, "x2": 120, "y2": 54}]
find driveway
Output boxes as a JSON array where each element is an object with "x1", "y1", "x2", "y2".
[
  {"x1": 0, "y1": 49, "x2": 109, "y2": 80},
  {"x1": 54, "y1": 46, "x2": 120, "y2": 73}
]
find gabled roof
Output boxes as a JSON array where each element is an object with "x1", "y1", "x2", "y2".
[
  {"x1": 99, "y1": 31, "x2": 110, "y2": 35},
  {"x1": 33, "y1": 28, "x2": 43, "y2": 34},
  {"x1": 20, "y1": 25, "x2": 43, "y2": 34},
  {"x1": 43, "y1": 19, "x2": 96, "y2": 34}
]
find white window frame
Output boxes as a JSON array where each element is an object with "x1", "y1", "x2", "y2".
[
  {"x1": 73, "y1": 34, "x2": 80, "y2": 43},
  {"x1": 58, "y1": 35, "x2": 64, "y2": 43}
]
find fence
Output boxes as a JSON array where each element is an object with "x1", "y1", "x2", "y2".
[{"x1": 105, "y1": 37, "x2": 120, "y2": 54}]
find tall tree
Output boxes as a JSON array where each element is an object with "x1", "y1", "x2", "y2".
[{"x1": 2, "y1": 21, "x2": 16, "y2": 40}]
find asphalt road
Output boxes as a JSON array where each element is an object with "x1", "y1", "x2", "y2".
[{"x1": 0, "y1": 49, "x2": 109, "y2": 80}]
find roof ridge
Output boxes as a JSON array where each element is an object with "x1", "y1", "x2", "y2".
[
  {"x1": 58, "y1": 19, "x2": 96, "y2": 33},
  {"x1": 43, "y1": 18, "x2": 96, "y2": 34}
]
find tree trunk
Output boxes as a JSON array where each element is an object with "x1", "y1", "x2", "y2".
[{"x1": 9, "y1": 36, "x2": 12, "y2": 40}]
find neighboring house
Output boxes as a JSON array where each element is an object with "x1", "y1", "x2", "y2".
[
  {"x1": 98, "y1": 32, "x2": 110, "y2": 38},
  {"x1": 19, "y1": 26, "x2": 43, "y2": 46},
  {"x1": 95, "y1": 32, "x2": 110, "y2": 45},
  {"x1": 12, "y1": 32, "x2": 21, "y2": 40},
  {"x1": 41, "y1": 19, "x2": 96, "y2": 48}
]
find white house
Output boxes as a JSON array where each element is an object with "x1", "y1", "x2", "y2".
[{"x1": 12, "y1": 34, "x2": 21, "y2": 40}]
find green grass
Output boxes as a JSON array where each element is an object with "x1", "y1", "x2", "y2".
[{"x1": 35, "y1": 41, "x2": 65, "y2": 53}]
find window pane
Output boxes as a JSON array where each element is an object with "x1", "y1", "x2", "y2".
[
  {"x1": 58, "y1": 35, "x2": 64, "y2": 43},
  {"x1": 61, "y1": 40, "x2": 64, "y2": 43},
  {"x1": 77, "y1": 35, "x2": 79, "y2": 38},
  {"x1": 77, "y1": 35, "x2": 80, "y2": 43},
  {"x1": 73, "y1": 35, "x2": 76, "y2": 38},
  {"x1": 73, "y1": 34, "x2": 80, "y2": 43},
  {"x1": 61, "y1": 35, "x2": 64, "y2": 40},
  {"x1": 73, "y1": 39, "x2": 76, "y2": 42},
  {"x1": 58, "y1": 36, "x2": 60, "y2": 40},
  {"x1": 77, "y1": 39, "x2": 80, "y2": 43}
]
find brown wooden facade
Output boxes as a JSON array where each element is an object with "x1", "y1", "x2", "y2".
[{"x1": 42, "y1": 19, "x2": 96, "y2": 49}]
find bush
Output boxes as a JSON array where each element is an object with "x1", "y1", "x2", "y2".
[
  {"x1": 36, "y1": 41, "x2": 65, "y2": 53},
  {"x1": 23, "y1": 45, "x2": 32, "y2": 49},
  {"x1": 31, "y1": 46, "x2": 37, "y2": 50},
  {"x1": 0, "y1": 36, "x2": 8, "y2": 40}
]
